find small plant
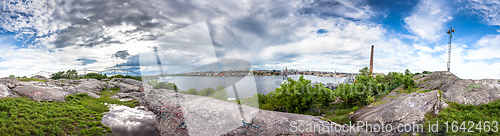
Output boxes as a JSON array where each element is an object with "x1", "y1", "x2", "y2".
[
  {"x1": 417, "y1": 89, "x2": 433, "y2": 93},
  {"x1": 466, "y1": 84, "x2": 480, "y2": 91},
  {"x1": 371, "y1": 101, "x2": 387, "y2": 106}
]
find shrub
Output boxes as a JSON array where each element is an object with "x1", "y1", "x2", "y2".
[
  {"x1": 8, "y1": 75, "x2": 15, "y2": 78},
  {"x1": 198, "y1": 87, "x2": 216, "y2": 96},
  {"x1": 109, "y1": 74, "x2": 142, "y2": 81},
  {"x1": 209, "y1": 85, "x2": 229, "y2": 101},
  {"x1": 82, "y1": 73, "x2": 107, "y2": 80},
  {"x1": 422, "y1": 71, "x2": 433, "y2": 74},
  {"x1": 50, "y1": 70, "x2": 78, "y2": 80},
  {"x1": 403, "y1": 76, "x2": 416, "y2": 89},
  {"x1": 186, "y1": 88, "x2": 198, "y2": 95},
  {"x1": 267, "y1": 75, "x2": 334, "y2": 114}
]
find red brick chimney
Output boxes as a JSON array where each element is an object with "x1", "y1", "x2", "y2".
[{"x1": 370, "y1": 45, "x2": 374, "y2": 76}]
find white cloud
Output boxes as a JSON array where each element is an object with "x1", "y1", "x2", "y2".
[
  {"x1": 404, "y1": 0, "x2": 453, "y2": 42},
  {"x1": 464, "y1": 34, "x2": 500, "y2": 60},
  {"x1": 0, "y1": 36, "x2": 151, "y2": 77},
  {"x1": 469, "y1": 0, "x2": 500, "y2": 26}
]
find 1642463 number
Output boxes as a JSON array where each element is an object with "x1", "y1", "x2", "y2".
[{"x1": 444, "y1": 121, "x2": 498, "y2": 132}]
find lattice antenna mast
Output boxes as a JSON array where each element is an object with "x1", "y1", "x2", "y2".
[
  {"x1": 446, "y1": 27, "x2": 455, "y2": 72},
  {"x1": 153, "y1": 46, "x2": 165, "y2": 76}
]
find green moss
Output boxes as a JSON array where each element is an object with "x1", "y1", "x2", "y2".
[
  {"x1": 466, "y1": 84, "x2": 480, "y2": 92},
  {"x1": 323, "y1": 103, "x2": 359, "y2": 125},
  {"x1": 17, "y1": 78, "x2": 47, "y2": 82},
  {"x1": 438, "y1": 90, "x2": 443, "y2": 99},
  {"x1": 399, "y1": 87, "x2": 421, "y2": 94},
  {"x1": 424, "y1": 100, "x2": 500, "y2": 135},
  {"x1": 371, "y1": 101, "x2": 387, "y2": 106},
  {"x1": 0, "y1": 88, "x2": 139, "y2": 135},
  {"x1": 417, "y1": 89, "x2": 433, "y2": 93}
]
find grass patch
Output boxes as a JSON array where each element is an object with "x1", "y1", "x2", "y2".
[
  {"x1": 466, "y1": 84, "x2": 480, "y2": 92},
  {"x1": 324, "y1": 103, "x2": 359, "y2": 125},
  {"x1": 371, "y1": 101, "x2": 387, "y2": 106},
  {"x1": 417, "y1": 89, "x2": 434, "y2": 93},
  {"x1": 398, "y1": 87, "x2": 422, "y2": 94},
  {"x1": 424, "y1": 100, "x2": 500, "y2": 135},
  {"x1": 17, "y1": 78, "x2": 47, "y2": 83},
  {"x1": 0, "y1": 88, "x2": 138, "y2": 135},
  {"x1": 388, "y1": 95, "x2": 396, "y2": 98}
]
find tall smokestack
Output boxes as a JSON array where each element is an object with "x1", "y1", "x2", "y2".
[{"x1": 370, "y1": 45, "x2": 374, "y2": 76}]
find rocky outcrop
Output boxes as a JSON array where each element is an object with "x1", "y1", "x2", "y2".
[
  {"x1": 109, "y1": 78, "x2": 141, "y2": 93},
  {"x1": 0, "y1": 84, "x2": 19, "y2": 99},
  {"x1": 14, "y1": 81, "x2": 70, "y2": 102},
  {"x1": 143, "y1": 90, "x2": 367, "y2": 136},
  {"x1": 348, "y1": 71, "x2": 500, "y2": 135},
  {"x1": 347, "y1": 90, "x2": 448, "y2": 135},
  {"x1": 417, "y1": 71, "x2": 500, "y2": 105},
  {"x1": 0, "y1": 77, "x2": 150, "y2": 101}
]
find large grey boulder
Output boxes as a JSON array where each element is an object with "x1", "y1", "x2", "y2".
[
  {"x1": 0, "y1": 77, "x2": 22, "y2": 89},
  {"x1": 109, "y1": 78, "x2": 153, "y2": 93},
  {"x1": 347, "y1": 90, "x2": 448, "y2": 135},
  {"x1": 417, "y1": 71, "x2": 500, "y2": 105},
  {"x1": 0, "y1": 84, "x2": 19, "y2": 99},
  {"x1": 75, "y1": 79, "x2": 106, "y2": 94},
  {"x1": 109, "y1": 81, "x2": 141, "y2": 93},
  {"x1": 14, "y1": 81, "x2": 70, "y2": 102}
]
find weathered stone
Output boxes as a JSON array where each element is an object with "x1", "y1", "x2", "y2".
[
  {"x1": 110, "y1": 78, "x2": 153, "y2": 93},
  {"x1": 110, "y1": 82, "x2": 141, "y2": 93},
  {"x1": 0, "y1": 84, "x2": 19, "y2": 99},
  {"x1": 62, "y1": 85, "x2": 78, "y2": 94},
  {"x1": 144, "y1": 91, "x2": 364, "y2": 136},
  {"x1": 75, "y1": 79, "x2": 106, "y2": 94},
  {"x1": 347, "y1": 90, "x2": 447, "y2": 135},
  {"x1": 115, "y1": 92, "x2": 144, "y2": 100},
  {"x1": 417, "y1": 71, "x2": 500, "y2": 105},
  {"x1": 14, "y1": 81, "x2": 70, "y2": 102}
]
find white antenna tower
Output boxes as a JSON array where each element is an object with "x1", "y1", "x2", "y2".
[{"x1": 446, "y1": 27, "x2": 455, "y2": 72}]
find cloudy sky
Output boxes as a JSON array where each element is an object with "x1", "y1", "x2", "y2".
[{"x1": 0, "y1": 0, "x2": 499, "y2": 79}]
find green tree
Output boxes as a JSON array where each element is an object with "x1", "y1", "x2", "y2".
[
  {"x1": 22, "y1": 76, "x2": 27, "y2": 78},
  {"x1": 186, "y1": 88, "x2": 198, "y2": 95},
  {"x1": 210, "y1": 85, "x2": 229, "y2": 101},
  {"x1": 83, "y1": 73, "x2": 107, "y2": 80},
  {"x1": 270, "y1": 75, "x2": 332, "y2": 114},
  {"x1": 404, "y1": 69, "x2": 411, "y2": 76},
  {"x1": 66, "y1": 70, "x2": 78, "y2": 79},
  {"x1": 199, "y1": 87, "x2": 216, "y2": 96},
  {"x1": 359, "y1": 67, "x2": 371, "y2": 77},
  {"x1": 403, "y1": 76, "x2": 416, "y2": 89},
  {"x1": 8, "y1": 75, "x2": 15, "y2": 78}
]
